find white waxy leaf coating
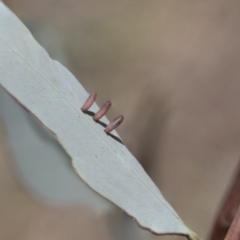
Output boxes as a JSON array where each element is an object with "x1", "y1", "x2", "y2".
[{"x1": 0, "y1": 3, "x2": 199, "y2": 239}]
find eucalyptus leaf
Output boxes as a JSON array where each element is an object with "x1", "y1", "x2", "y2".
[{"x1": 0, "y1": 2, "x2": 199, "y2": 239}]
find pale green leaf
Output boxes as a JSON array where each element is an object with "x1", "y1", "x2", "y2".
[{"x1": 0, "y1": 2, "x2": 199, "y2": 239}]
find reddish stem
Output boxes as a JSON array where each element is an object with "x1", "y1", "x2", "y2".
[
  {"x1": 224, "y1": 206, "x2": 240, "y2": 240},
  {"x1": 209, "y1": 161, "x2": 240, "y2": 240}
]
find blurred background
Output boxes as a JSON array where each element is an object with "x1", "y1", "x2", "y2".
[{"x1": 1, "y1": 0, "x2": 240, "y2": 239}]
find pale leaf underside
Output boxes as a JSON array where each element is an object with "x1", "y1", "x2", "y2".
[{"x1": 0, "y1": 2, "x2": 199, "y2": 240}]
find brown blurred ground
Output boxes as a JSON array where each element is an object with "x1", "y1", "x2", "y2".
[{"x1": 2, "y1": 0, "x2": 240, "y2": 239}]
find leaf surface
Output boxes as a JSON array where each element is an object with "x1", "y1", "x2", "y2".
[{"x1": 0, "y1": 2, "x2": 199, "y2": 239}]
